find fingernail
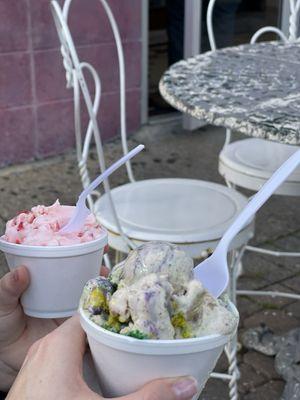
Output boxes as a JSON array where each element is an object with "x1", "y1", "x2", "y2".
[
  {"x1": 12, "y1": 269, "x2": 19, "y2": 282},
  {"x1": 172, "y1": 377, "x2": 198, "y2": 399}
]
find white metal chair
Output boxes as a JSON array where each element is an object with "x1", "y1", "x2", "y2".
[
  {"x1": 207, "y1": 0, "x2": 300, "y2": 288},
  {"x1": 208, "y1": 0, "x2": 300, "y2": 194},
  {"x1": 208, "y1": 0, "x2": 300, "y2": 198},
  {"x1": 51, "y1": 0, "x2": 254, "y2": 258},
  {"x1": 51, "y1": 1, "x2": 254, "y2": 397},
  {"x1": 206, "y1": 1, "x2": 300, "y2": 398}
]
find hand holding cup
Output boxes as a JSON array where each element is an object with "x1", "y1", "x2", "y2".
[{"x1": 6, "y1": 316, "x2": 198, "y2": 400}]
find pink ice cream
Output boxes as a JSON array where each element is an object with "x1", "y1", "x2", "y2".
[{"x1": 2, "y1": 200, "x2": 103, "y2": 246}]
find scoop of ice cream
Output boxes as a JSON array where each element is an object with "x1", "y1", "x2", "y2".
[
  {"x1": 110, "y1": 274, "x2": 175, "y2": 339},
  {"x1": 173, "y1": 280, "x2": 236, "y2": 337},
  {"x1": 81, "y1": 241, "x2": 238, "y2": 340},
  {"x1": 2, "y1": 200, "x2": 103, "y2": 246},
  {"x1": 110, "y1": 241, "x2": 193, "y2": 292}
]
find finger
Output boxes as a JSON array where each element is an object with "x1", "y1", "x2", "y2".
[
  {"x1": 119, "y1": 376, "x2": 198, "y2": 400},
  {"x1": 0, "y1": 267, "x2": 29, "y2": 346},
  {"x1": 0, "y1": 266, "x2": 29, "y2": 314},
  {"x1": 100, "y1": 265, "x2": 110, "y2": 277}
]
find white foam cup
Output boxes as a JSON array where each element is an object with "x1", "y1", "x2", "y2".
[
  {"x1": 79, "y1": 302, "x2": 238, "y2": 399},
  {"x1": 0, "y1": 230, "x2": 107, "y2": 318}
]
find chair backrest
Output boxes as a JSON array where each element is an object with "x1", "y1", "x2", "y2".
[
  {"x1": 207, "y1": 0, "x2": 300, "y2": 50},
  {"x1": 51, "y1": 0, "x2": 135, "y2": 249}
]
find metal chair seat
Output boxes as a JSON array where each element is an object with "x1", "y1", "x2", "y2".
[
  {"x1": 219, "y1": 138, "x2": 300, "y2": 195},
  {"x1": 94, "y1": 178, "x2": 254, "y2": 257}
]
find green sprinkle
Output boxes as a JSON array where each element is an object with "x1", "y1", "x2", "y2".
[
  {"x1": 125, "y1": 330, "x2": 149, "y2": 340},
  {"x1": 102, "y1": 323, "x2": 120, "y2": 333}
]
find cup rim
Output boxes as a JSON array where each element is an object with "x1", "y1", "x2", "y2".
[
  {"x1": 0, "y1": 228, "x2": 107, "y2": 249},
  {"x1": 79, "y1": 301, "x2": 238, "y2": 354},
  {"x1": 0, "y1": 228, "x2": 108, "y2": 257}
]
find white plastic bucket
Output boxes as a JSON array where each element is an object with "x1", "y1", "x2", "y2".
[
  {"x1": 0, "y1": 230, "x2": 107, "y2": 318},
  {"x1": 79, "y1": 302, "x2": 238, "y2": 399}
]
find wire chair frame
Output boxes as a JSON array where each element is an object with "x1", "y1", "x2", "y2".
[
  {"x1": 206, "y1": 1, "x2": 300, "y2": 289},
  {"x1": 51, "y1": 2, "x2": 255, "y2": 397},
  {"x1": 206, "y1": 2, "x2": 300, "y2": 398},
  {"x1": 61, "y1": 0, "x2": 135, "y2": 183},
  {"x1": 208, "y1": 0, "x2": 300, "y2": 235},
  {"x1": 51, "y1": 0, "x2": 135, "y2": 250}
]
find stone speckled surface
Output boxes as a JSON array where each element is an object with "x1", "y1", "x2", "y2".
[{"x1": 160, "y1": 42, "x2": 300, "y2": 145}]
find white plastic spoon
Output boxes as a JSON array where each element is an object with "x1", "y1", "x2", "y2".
[
  {"x1": 60, "y1": 144, "x2": 145, "y2": 234},
  {"x1": 194, "y1": 147, "x2": 300, "y2": 298}
]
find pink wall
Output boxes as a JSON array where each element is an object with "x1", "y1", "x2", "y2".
[{"x1": 0, "y1": 0, "x2": 142, "y2": 167}]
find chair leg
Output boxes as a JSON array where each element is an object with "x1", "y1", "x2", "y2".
[
  {"x1": 228, "y1": 247, "x2": 245, "y2": 303},
  {"x1": 226, "y1": 340, "x2": 239, "y2": 400},
  {"x1": 225, "y1": 179, "x2": 236, "y2": 190},
  {"x1": 103, "y1": 253, "x2": 112, "y2": 270},
  {"x1": 225, "y1": 247, "x2": 245, "y2": 400},
  {"x1": 236, "y1": 261, "x2": 243, "y2": 279},
  {"x1": 114, "y1": 250, "x2": 121, "y2": 265}
]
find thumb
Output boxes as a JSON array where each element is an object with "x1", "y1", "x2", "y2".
[
  {"x1": 0, "y1": 266, "x2": 29, "y2": 346},
  {"x1": 120, "y1": 376, "x2": 198, "y2": 400},
  {"x1": 0, "y1": 266, "x2": 29, "y2": 314}
]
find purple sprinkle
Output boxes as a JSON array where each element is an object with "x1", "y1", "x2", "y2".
[
  {"x1": 144, "y1": 291, "x2": 155, "y2": 302},
  {"x1": 144, "y1": 320, "x2": 159, "y2": 335}
]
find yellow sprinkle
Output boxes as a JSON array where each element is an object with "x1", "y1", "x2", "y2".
[
  {"x1": 89, "y1": 288, "x2": 107, "y2": 310},
  {"x1": 171, "y1": 313, "x2": 193, "y2": 339},
  {"x1": 107, "y1": 314, "x2": 121, "y2": 332},
  {"x1": 171, "y1": 313, "x2": 186, "y2": 328}
]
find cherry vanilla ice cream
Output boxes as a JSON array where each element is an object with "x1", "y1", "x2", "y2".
[
  {"x1": 0, "y1": 200, "x2": 107, "y2": 318},
  {"x1": 2, "y1": 200, "x2": 103, "y2": 246}
]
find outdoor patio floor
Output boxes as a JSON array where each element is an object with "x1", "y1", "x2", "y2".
[{"x1": 0, "y1": 121, "x2": 299, "y2": 399}]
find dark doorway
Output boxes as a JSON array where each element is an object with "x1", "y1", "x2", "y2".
[{"x1": 148, "y1": 0, "x2": 281, "y2": 117}]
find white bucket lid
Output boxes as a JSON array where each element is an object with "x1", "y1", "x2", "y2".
[
  {"x1": 0, "y1": 229, "x2": 108, "y2": 258},
  {"x1": 79, "y1": 302, "x2": 238, "y2": 355}
]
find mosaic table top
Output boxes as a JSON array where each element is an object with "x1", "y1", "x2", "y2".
[{"x1": 160, "y1": 41, "x2": 300, "y2": 145}]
